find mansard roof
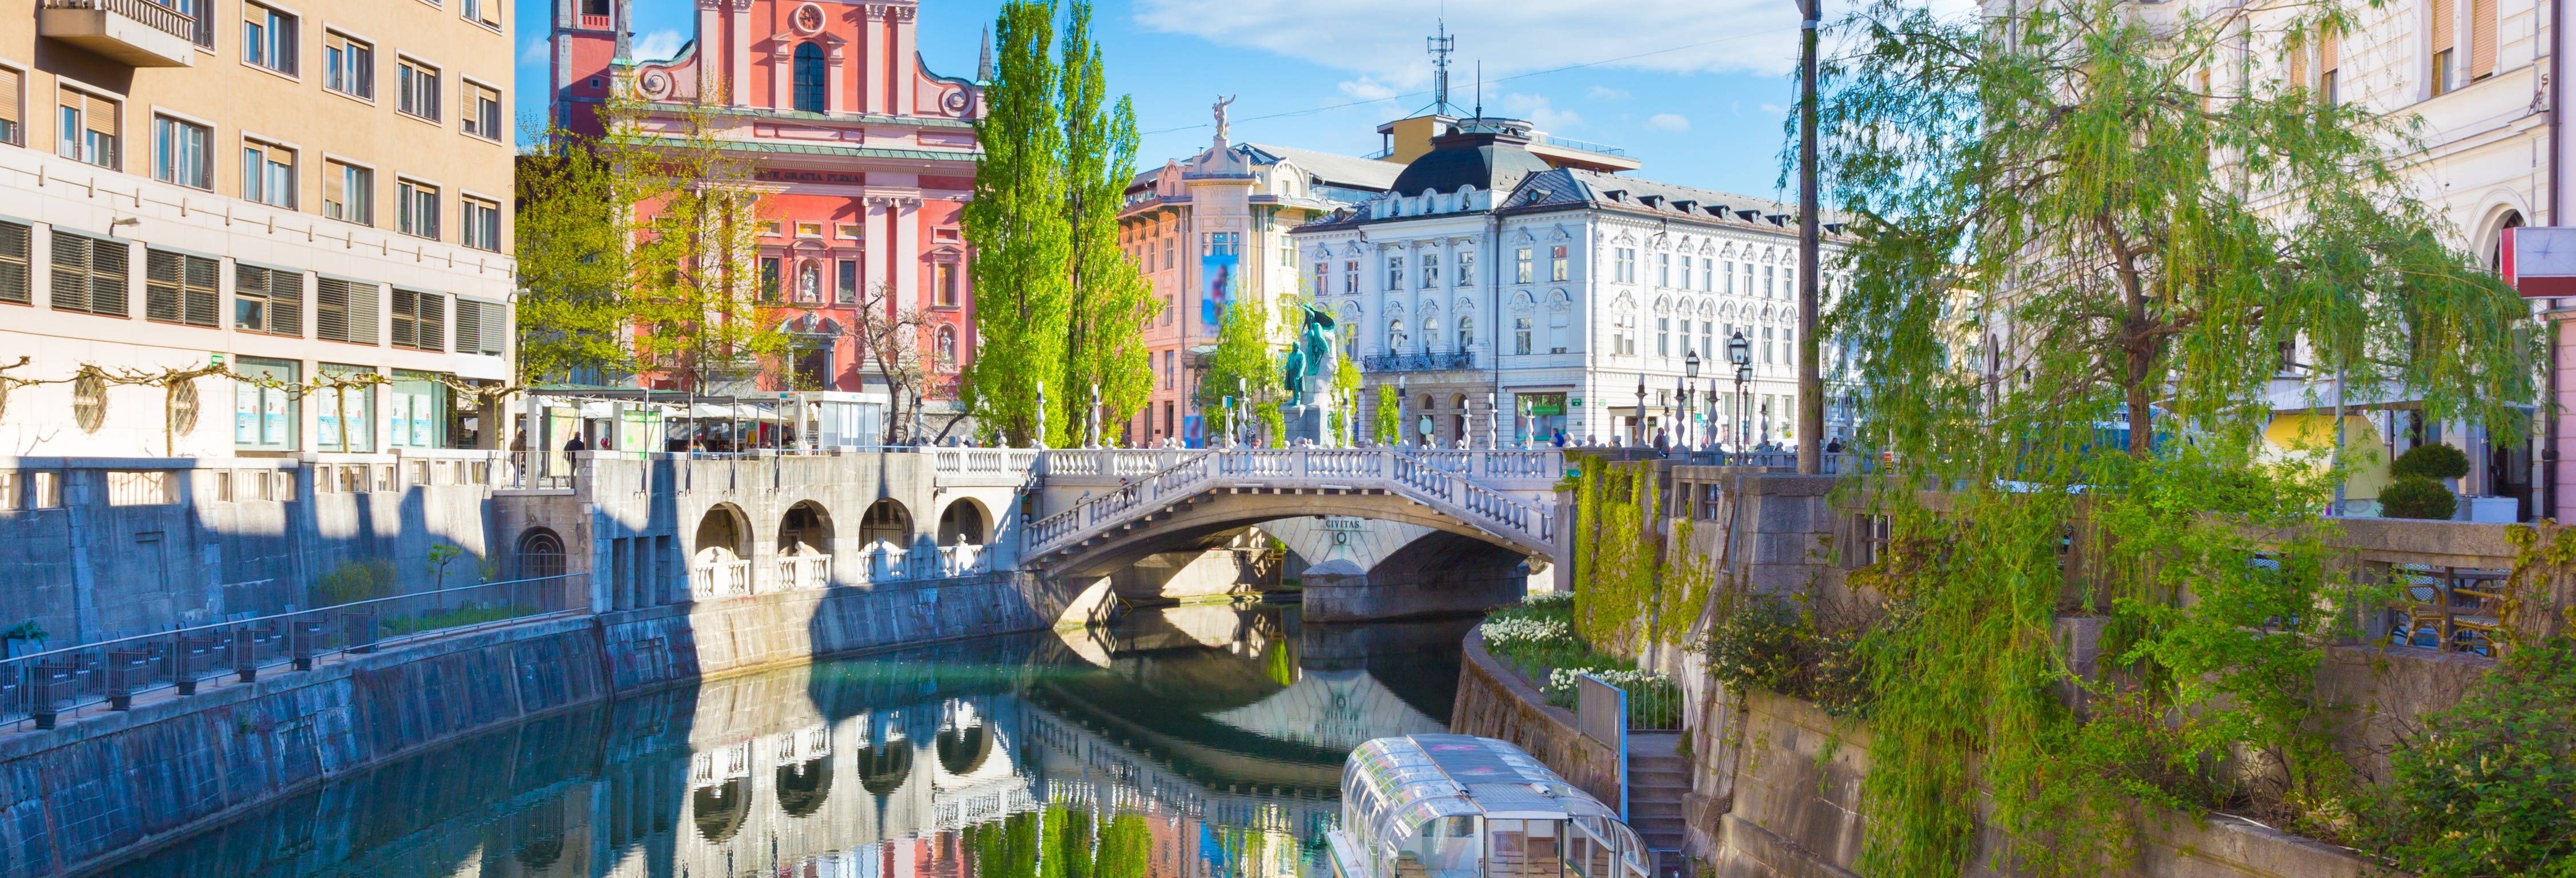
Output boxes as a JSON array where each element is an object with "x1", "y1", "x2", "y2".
[{"x1": 1386, "y1": 120, "x2": 1554, "y2": 196}]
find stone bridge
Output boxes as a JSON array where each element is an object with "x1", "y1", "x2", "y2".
[{"x1": 1025, "y1": 448, "x2": 1564, "y2": 620}]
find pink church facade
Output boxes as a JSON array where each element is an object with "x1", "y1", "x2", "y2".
[{"x1": 551, "y1": 0, "x2": 985, "y2": 399}]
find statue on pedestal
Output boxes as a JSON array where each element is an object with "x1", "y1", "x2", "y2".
[{"x1": 1281, "y1": 302, "x2": 1338, "y2": 408}]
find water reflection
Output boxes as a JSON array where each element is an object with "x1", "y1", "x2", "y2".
[{"x1": 98, "y1": 604, "x2": 1474, "y2": 878}]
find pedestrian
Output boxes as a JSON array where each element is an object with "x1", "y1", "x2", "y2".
[
  {"x1": 1652, "y1": 429, "x2": 1671, "y2": 458},
  {"x1": 1551, "y1": 428, "x2": 1567, "y2": 448},
  {"x1": 563, "y1": 434, "x2": 587, "y2": 453}
]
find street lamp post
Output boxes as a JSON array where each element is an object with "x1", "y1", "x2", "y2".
[
  {"x1": 1396, "y1": 375, "x2": 1407, "y2": 446},
  {"x1": 1685, "y1": 350, "x2": 1702, "y2": 449},
  {"x1": 1634, "y1": 374, "x2": 1646, "y2": 446},
  {"x1": 1728, "y1": 331, "x2": 1753, "y2": 452}
]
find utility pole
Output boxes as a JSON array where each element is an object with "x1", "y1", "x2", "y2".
[{"x1": 1795, "y1": 0, "x2": 1826, "y2": 475}]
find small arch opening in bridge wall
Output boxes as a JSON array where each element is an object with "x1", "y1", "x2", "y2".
[
  {"x1": 514, "y1": 528, "x2": 565, "y2": 580},
  {"x1": 776, "y1": 754, "x2": 832, "y2": 817},
  {"x1": 937, "y1": 498, "x2": 990, "y2": 546},
  {"x1": 859, "y1": 498, "x2": 912, "y2": 548},
  {"x1": 857, "y1": 741, "x2": 912, "y2": 796},
  {"x1": 780, "y1": 500, "x2": 833, "y2": 556},
  {"x1": 690, "y1": 777, "x2": 749, "y2": 843},
  {"x1": 695, "y1": 504, "x2": 750, "y2": 562}
]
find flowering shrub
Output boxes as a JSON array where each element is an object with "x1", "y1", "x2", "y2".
[
  {"x1": 1479, "y1": 615, "x2": 1577, "y2": 651},
  {"x1": 1481, "y1": 592, "x2": 1680, "y2": 726},
  {"x1": 2373, "y1": 636, "x2": 2576, "y2": 876}
]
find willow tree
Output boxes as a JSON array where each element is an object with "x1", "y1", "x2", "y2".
[
  {"x1": 962, "y1": 1, "x2": 1070, "y2": 445},
  {"x1": 1058, "y1": 0, "x2": 1157, "y2": 445},
  {"x1": 1814, "y1": 0, "x2": 2537, "y2": 874}
]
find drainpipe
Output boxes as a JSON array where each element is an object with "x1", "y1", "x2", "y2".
[
  {"x1": 1491, "y1": 204, "x2": 1505, "y2": 448},
  {"x1": 2547, "y1": 2, "x2": 2564, "y2": 521}
]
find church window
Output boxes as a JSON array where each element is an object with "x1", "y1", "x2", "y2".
[{"x1": 792, "y1": 43, "x2": 827, "y2": 113}]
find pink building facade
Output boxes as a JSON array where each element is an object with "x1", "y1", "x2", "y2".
[{"x1": 551, "y1": 0, "x2": 984, "y2": 399}]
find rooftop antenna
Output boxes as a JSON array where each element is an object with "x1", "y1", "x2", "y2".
[
  {"x1": 1428, "y1": 18, "x2": 1456, "y2": 115},
  {"x1": 1473, "y1": 61, "x2": 1482, "y2": 121}
]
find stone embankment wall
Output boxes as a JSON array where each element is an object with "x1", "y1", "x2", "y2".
[
  {"x1": 1449, "y1": 630, "x2": 1623, "y2": 809},
  {"x1": 1694, "y1": 690, "x2": 2386, "y2": 878},
  {"x1": 0, "y1": 573, "x2": 1065, "y2": 878}
]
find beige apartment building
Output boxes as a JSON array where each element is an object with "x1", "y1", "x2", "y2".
[{"x1": 0, "y1": 0, "x2": 516, "y2": 459}]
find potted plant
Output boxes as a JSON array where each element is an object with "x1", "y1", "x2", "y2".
[
  {"x1": 2, "y1": 620, "x2": 46, "y2": 659},
  {"x1": 2380, "y1": 444, "x2": 2471, "y2": 520}
]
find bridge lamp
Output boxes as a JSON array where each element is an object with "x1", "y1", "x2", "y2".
[{"x1": 1635, "y1": 375, "x2": 1647, "y2": 443}]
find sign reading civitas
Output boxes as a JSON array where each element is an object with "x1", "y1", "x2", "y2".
[
  {"x1": 757, "y1": 169, "x2": 866, "y2": 185},
  {"x1": 1323, "y1": 517, "x2": 1366, "y2": 532}
]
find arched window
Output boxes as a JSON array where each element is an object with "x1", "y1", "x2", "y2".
[
  {"x1": 516, "y1": 528, "x2": 566, "y2": 580},
  {"x1": 792, "y1": 43, "x2": 827, "y2": 113},
  {"x1": 1387, "y1": 318, "x2": 1405, "y2": 351},
  {"x1": 1425, "y1": 317, "x2": 1443, "y2": 351},
  {"x1": 1456, "y1": 314, "x2": 1473, "y2": 351}
]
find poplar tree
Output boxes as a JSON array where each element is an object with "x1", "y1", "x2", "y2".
[
  {"x1": 1058, "y1": 0, "x2": 1157, "y2": 445},
  {"x1": 962, "y1": 2, "x2": 1070, "y2": 445}
]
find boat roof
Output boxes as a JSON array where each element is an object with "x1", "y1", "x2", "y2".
[{"x1": 1344, "y1": 734, "x2": 1619, "y2": 843}]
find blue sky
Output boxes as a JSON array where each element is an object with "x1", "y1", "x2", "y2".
[{"x1": 512, "y1": 0, "x2": 1819, "y2": 200}]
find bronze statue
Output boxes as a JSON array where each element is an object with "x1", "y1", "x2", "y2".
[{"x1": 1281, "y1": 302, "x2": 1337, "y2": 407}]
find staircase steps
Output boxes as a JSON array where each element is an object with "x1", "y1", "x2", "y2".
[{"x1": 1627, "y1": 734, "x2": 1692, "y2": 877}]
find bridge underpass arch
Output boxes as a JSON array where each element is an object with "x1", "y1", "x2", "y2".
[{"x1": 1040, "y1": 489, "x2": 1539, "y2": 622}]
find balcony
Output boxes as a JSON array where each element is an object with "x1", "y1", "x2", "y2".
[
  {"x1": 1363, "y1": 351, "x2": 1476, "y2": 372},
  {"x1": 39, "y1": 0, "x2": 195, "y2": 67}
]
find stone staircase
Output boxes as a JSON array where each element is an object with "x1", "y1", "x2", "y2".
[{"x1": 1628, "y1": 732, "x2": 1690, "y2": 877}]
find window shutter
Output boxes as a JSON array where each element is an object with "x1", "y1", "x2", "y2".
[
  {"x1": 484, "y1": 301, "x2": 506, "y2": 354},
  {"x1": 0, "y1": 221, "x2": 27, "y2": 305},
  {"x1": 315, "y1": 276, "x2": 349, "y2": 341},
  {"x1": 453, "y1": 298, "x2": 483, "y2": 353},
  {"x1": 478, "y1": 0, "x2": 500, "y2": 26},
  {"x1": 325, "y1": 31, "x2": 343, "y2": 54},
  {"x1": 50, "y1": 234, "x2": 90, "y2": 313},
  {"x1": 348, "y1": 280, "x2": 378, "y2": 345},
  {"x1": 89, "y1": 240, "x2": 128, "y2": 317},
  {"x1": 323, "y1": 161, "x2": 346, "y2": 207},
  {"x1": 0, "y1": 68, "x2": 21, "y2": 136},
  {"x1": 271, "y1": 270, "x2": 302, "y2": 337},
  {"x1": 2470, "y1": 0, "x2": 2496, "y2": 76},
  {"x1": 2320, "y1": 32, "x2": 2339, "y2": 74},
  {"x1": 84, "y1": 94, "x2": 116, "y2": 137},
  {"x1": 2432, "y1": 0, "x2": 2455, "y2": 53},
  {"x1": 147, "y1": 249, "x2": 182, "y2": 322},
  {"x1": 418, "y1": 292, "x2": 445, "y2": 351},
  {"x1": 2287, "y1": 40, "x2": 2306, "y2": 89},
  {"x1": 184, "y1": 254, "x2": 218, "y2": 327},
  {"x1": 390, "y1": 288, "x2": 415, "y2": 348},
  {"x1": 244, "y1": 2, "x2": 263, "y2": 26}
]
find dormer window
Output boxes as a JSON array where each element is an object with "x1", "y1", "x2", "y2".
[
  {"x1": 1603, "y1": 189, "x2": 1627, "y2": 202},
  {"x1": 1639, "y1": 195, "x2": 1664, "y2": 208}
]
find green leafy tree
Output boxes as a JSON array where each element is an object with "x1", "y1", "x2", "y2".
[
  {"x1": 513, "y1": 132, "x2": 637, "y2": 385},
  {"x1": 1815, "y1": 0, "x2": 2538, "y2": 874},
  {"x1": 1373, "y1": 383, "x2": 1400, "y2": 445},
  {"x1": 1196, "y1": 296, "x2": 1278, "y2": 442},
  {"x1": 602, "y1": 90, "x2": 793, "y2": 393},
  {"x1": 962, "y1": 1, "x2": 1070, "y2": 446},
  {"x1": 1057, "y1": 0, "x2": 1157, "y2": 446}
]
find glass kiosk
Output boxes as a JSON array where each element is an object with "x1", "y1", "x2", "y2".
[{"x1": 1327, "y1": 734, "x2": 1652, "y2": 878}]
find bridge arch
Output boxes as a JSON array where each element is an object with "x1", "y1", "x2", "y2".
[
  {"x1": 779, "y1": 499, "x2": 832, "y2": 556},
  {"x1": 937, "y1": 497, "x2": 991, "y2": 546},
  {"x1": 694, "y1": 503, "x2": 750, "y2": 563},
  {"x1": 858, "y1": 498, "x2": 912, "y2": 549},
  {"x1": 1041, "y1": 488, "x2": 1538, "y2": 580}
]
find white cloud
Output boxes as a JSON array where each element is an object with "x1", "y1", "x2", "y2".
[
  {"x1": 1586, "y1": 86, "x2": 1632, "y2": 101},
  {"x1": 1759, "y1": 102, "x2": 1786, "y2": 114},
  {"x1": 1500, "y1": 93, "x2": 1581, "y2": 132},
  {"x1": 632, "y1": 29, "x2": 685, "y2": 63},
  {"x1": 1132, "y1": 0, "x2": 1806, "y2": 84},
  {"x1": 519, "y1": 38, "x2": 548, "y2": 67},
  {"x1": 1646, "y1": 112, "x2": 1690, "y2": 132},
  {"x1": 1338, "y1": 77, "x2": 1402, "y2": 102}
]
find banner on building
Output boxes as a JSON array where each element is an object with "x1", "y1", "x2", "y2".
[
  {"x1": 2503, "y1": 226, "x2": 2576, "y2": 298},
  {"x1": 1201, "y1": 252, "x2": 1239, "y2": 330}
]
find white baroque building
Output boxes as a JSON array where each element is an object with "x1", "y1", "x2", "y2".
[{"x1": 1291, "y1": 118, "x2": 1851, "y2": 448}]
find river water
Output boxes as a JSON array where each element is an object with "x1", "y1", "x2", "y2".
[{"x1": 95, "y1": 603, "x2": 1475, "y2": 878}]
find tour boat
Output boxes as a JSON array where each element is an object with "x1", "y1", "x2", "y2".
[{"x1": 1326, "y1": 734, "x2": 1652, "y2": 878}]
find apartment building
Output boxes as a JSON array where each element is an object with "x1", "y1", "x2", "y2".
[{"x1": 0, "y1": 0, "x2": 516, "y2": 458}]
